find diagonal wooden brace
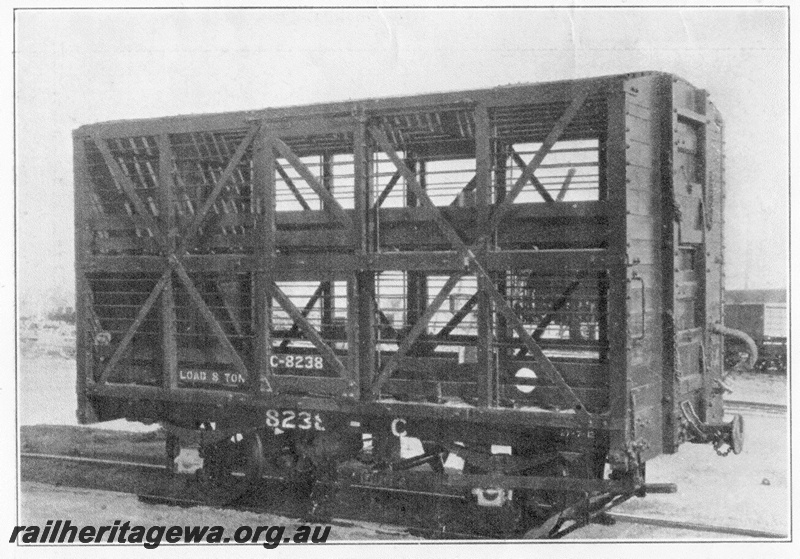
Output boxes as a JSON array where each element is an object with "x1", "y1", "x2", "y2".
[
  {"x1": 556, "y1": 168, "x2": 576, "y2": 202},
  {"x1": 275, "y1": 159, "x2": 313, "y2": 210},
  {"x1": 469, "y1": 260, "x2": 589, "y2": 417},
  {"x1": 93, "y1": 136, "x2": 167, "y2": 251},
  {"x1": 435, "y1": 292, "x2": 478, "y2": 339},
  {"x1": 272, "y1": 138, "x2": 353, "y2": 228},
  {"x1": 279, "y1": 283, "x2": 325, "y2": 349},
  {"x1": 173, "y1": 260, "x2": 261, "y2": 389},
  {"x1": 99, "y1": 265, "x2": 173, "y2": 384},
  {"x1": 370, "y1": 126, "x2": 466, "y2": 250},
  {"x1": 374, "y1": 169, "x2": 403, "y2": 208},
  {"x1": 375, "y1": 306, "x2": 400, "y2": 338},
  {"x1": 268, "y1": 281, "x2": 348, "y2": 380},
  {"x1": 210, "y1": 280, "x2": 246, "y2": 338},
  {"x1": 370, "y1": 100, "x2": 593, "y2": 414},
  {"x1": 516, "y1": 279, "x2": 582, "y2": 358},
  {"x1": 482, "y1": 85, "x2": 594, "y2": 237},
  {"x1": 370, "y1": 272, "x2": 464, "y2": 398},
  {"x1": 183, "y1": 123, "x2": 261, "y2": 245},
  {"x1": 449, "y1": 175, "x2": 478, "y2": 206},
  {"x1": 510, "y1": 149, "x2": 555, "y2": 203}
]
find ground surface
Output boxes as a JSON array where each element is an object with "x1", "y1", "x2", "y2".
[
  {"x1": 727, "y1": 370, "x2": 789, "y2": 404},
  {"x1": 18, "y1": 351, "x2": 157, "y2": 432},
  {"x1": 565, "y1": 410, "x2": 788, "y2": 539},
  {"x1": 20, "y1": 482, "x2": 413, "y2": 542},
  {"x1": 16, "y1": 480, "x2": 770, "y2": 543}
]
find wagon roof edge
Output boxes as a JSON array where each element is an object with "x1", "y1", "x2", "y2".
[{"x1": 72, "y1": 70, "x2": 686, "y2": 137}]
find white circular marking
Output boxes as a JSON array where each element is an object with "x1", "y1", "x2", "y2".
[{"x1": 515, "y1": 367, "x2": 537, "y2": 394}]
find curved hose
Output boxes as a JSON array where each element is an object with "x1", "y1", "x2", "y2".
[{"x1": 711, "y1": 323, "x2": 758, "y2": 369}]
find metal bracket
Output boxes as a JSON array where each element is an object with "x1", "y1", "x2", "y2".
[{"x1": 679, "y1": 400, "x2": 743, "y2": 456}]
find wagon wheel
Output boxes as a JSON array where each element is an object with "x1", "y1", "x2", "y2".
[
  {"x1": 195, "y1": 430, "x2": 267, "y2": 506},
  {"x1": 280, "y1": 422, "x2": 363, "y2": 522},
  {"x1": 524, "y1": 449, "x2": 610, "y2": 538},
  {"x1": 142, "y1": 428, "x2": 266, "y2": 507}
]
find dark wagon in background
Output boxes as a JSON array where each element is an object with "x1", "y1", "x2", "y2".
[
  {"x1": 73, "y1": 71, "x2": 744, "y2": 537},
  {"x1": 724, "y1": 289, "x2": 787, "y2": 373}
]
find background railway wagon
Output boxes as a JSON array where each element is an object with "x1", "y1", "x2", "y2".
[
  {"x1": 72, "y1": 71, "x2": 738, "y2": 536},
  {"x1": 724, "y1": 289, "x2": 787, "y2": 373}
]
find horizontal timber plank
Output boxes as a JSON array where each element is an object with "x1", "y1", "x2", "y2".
[
  {"x1": 393, "y1": 357, "x2": 607, "y2": 388},
  {"x1": 625, "y1": 164, "x2": 658, "y2": 190},
  {"x1": 383, "y1": 379, "x2": 607, "y2": 411},
  {"x1": 500, "y1": 385, "x2": 607, "y2": 412},
  {"x1": 626, "y1": 139, "x2": 656, "y2": 168},
  {"x1": 88, "y1": 202, "x2": 607, "y2": 253},
  {"x1": 83, "y1": 255, "x2": 257, "y2": 273},
  {"x1": 626, "y1": 239, "x2": 659, "y2": 265},
  {"x1": 75, "y1": 75, "x2": 626, "y2": 140},
  {"x1": 83, "y1": 249, "x2": 611, "y2": 275},
  {"x1": 626, "y1": 214, "x2": 658, "y2": 241},
  {"x1": 84, "y1": 382, "x2": 616, "y2": 428},
  {"x1": 626, "y1": 188, "x2": 659, "y2": 217},
  {"x1": 624, "y1": 114, "x2": 653, "y2": 143},
  {"x1": 94, "y1": 237, "x2": 161, "y2": 253},
  {"x1": 272, "y1": 375, "x2": 348, "y2": 395},
  {"x1": 380, "y1": 201, "x2": 606, "y2": 223},
  {"x1": 625, "y1": 102, "x2": 651, "y2": 122}
]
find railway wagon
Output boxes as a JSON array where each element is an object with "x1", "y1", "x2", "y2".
[
  {"x1": 73, "y1": 71, "x2": 743, "y2": 537},
  {"x1": 724, "y1": 289, "x2": 787, "y2": 373}
]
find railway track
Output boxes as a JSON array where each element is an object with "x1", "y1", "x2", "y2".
[
  {"x1": 20, "y1": 452, "x2": 786, "y2": 540},
  {"x1": 606, "y1": 512, "x2": 786, "y2": 539},
  {"x1": 725, "y1": 400, "x2": 787, "y2": 415},
  {"x1": 20, "y1": 452, "x2": 474, "y2": 539}
]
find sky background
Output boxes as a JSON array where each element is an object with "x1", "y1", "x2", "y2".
[{"x1": 14, "y1": 7, "x2": 789, "y2": 315}]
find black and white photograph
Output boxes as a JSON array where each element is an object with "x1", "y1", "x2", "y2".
[{"x1": 5, "y1": 2, "x2": 793, "y2": 556}]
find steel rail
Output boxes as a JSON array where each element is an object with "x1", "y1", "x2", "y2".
[
  {"x1": 20, "y1": 452, "x2": 462, "y2": 500},
  {"x1": 607, "y1": 512, "x2": 787, "y2": 539},
  {"x1": 21, "y1": 452, "x2": 164, "y2": 470},
  {"x1": 724, "y1": 400, "x2": 787, "y2": 415}
]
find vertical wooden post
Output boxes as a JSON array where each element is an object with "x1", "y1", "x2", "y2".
[
  {"x1": 157, "y1": 135, "x2": 178, "y2": 390},
  {"x1": 660, "y1": 79, "x2": 680, "y2": 453},
  {"x1": 405, "y1": 158, "x2": 417, "y2": 207},
  {"x1": 406, "y1": 159, "x2": 428, "y2": 332},
  {"x1": 598, "y1": 272, "x2": 610, "y2": 364},
  {"x1": 321, "y1": 154, "x2": 335, "y2": 340},
  {"x1": 74, "y1": 135, "x2": 99, "y2": 423},
  {"x1": 353, "y1": 117, "x2": 373, "y2": 399},
  {"x1": 494, "y1": 143, "x2": 509, "y2": 376},
  {"x1": 702, "y1": 96, "x2": 725, "y2": 426},
  {"x1": 156, "y1": 135, "x2": 177, "y2": 252},
  {"x1": 475, "y1": 105, "x2": 497, "y2": 407},
  {"x1": 253, "y1": 125, "x2": 274, "y2": 393},
  {"x1": 345, "y1": 275, "x2": 360, "y2": 398},
  {"x1": 695, "y1": 91, "x2": 711, "y2": 422},
  {"x1": 159, "y1": 282, "x2": 178, "y2": 390},
  {"x1": 494, "y1": 143, "x2": 507, "y2": 203},
  {"x1": 605, "y1": 79, "x2": 630, "y2": 465}
]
